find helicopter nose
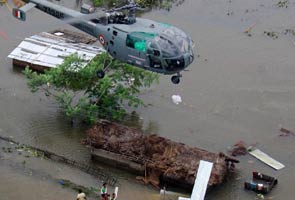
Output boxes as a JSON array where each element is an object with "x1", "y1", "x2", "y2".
[
  {"x1": 182, "y1": 53, "x2": 193, "y2": 69},
  {"x1": 189, "y1": 53, "x2": 194, "y2": 64}
]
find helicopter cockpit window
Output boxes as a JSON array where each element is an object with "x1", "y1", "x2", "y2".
[
  {"x1": 154, "y1": 36, "x2": 179, "y2": 58},
  {"x1": 161, "y1": 27, "x2": 192, "y2": 54},
  {"x1": 126, "y1": 32, "x2": 157, "y2": 53}
]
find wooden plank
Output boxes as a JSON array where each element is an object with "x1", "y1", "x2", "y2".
[{"x1": 249, "y1": 149, "x2": 285, "y2": 170}]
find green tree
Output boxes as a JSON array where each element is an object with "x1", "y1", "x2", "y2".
[{"x1": 24, "y1": 53, "x2": 158, "y2": 124}]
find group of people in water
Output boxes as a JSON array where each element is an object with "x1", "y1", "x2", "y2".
[
  {"x1": 100, "y1": 183, "x2": 117, "y2": 200},
  {"x1": 76, "y1": 182, "x2": 117, "y2": 200}
]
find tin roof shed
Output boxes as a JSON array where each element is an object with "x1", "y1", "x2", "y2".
[{"x1": 8, "y1": 31, "x2": 105, "y2": 70}]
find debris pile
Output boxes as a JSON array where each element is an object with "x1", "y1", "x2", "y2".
[
  {"x1": 279, "y1": 127, "x2": 295, "y2": 136},
  {"x1": 85, "y1": 120, "x2": 239, "y2": 189},
  {"x1": 244, "y1": 172, "x2": 278, "y2": 194},
  {"x1": 229, "y1": 141, "x2": 248, "y2": 156}
]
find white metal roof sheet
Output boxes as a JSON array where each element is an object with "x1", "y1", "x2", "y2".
[{"x1": 8, "y1": 31, "x2": 105, "y2": 69}]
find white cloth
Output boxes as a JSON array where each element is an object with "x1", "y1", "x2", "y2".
[{"x1": 172, "y1": 95, "x2": 182, "y2": 105}]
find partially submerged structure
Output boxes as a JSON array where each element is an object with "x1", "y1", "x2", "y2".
[
  {"x1": 8, "y1": 29, "x2": 104, "y2": 71},
  {"x1": 244, "y1": 172, "x2": 278, "y2": 194},
  {"x1": 85, "y1": 120, "x2": 239, "y2": 190}
]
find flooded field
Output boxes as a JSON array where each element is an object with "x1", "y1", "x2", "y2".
[{"x1": 1, "y1": 0, "x2": 295, "y2": 199}]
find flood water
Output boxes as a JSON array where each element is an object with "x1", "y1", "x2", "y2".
[{"x1": 1, "y1": 0, "x2": 295, "y2": 199}]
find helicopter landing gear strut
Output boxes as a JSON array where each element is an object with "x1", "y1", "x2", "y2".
[
  {"x1": 96, "y1": 54, "x2": 114, "y2": 79},
  {"x1": 171, "y1": 73, "x2": 182, "y2": 84}
]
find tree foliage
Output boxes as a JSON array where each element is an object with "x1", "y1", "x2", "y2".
[{"x1": 24, "y1": 53, "x2": 158, "y2": 124}]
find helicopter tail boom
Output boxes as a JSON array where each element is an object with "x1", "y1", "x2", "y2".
[
  {"x1": 12, "y1": 0, "x2": 84, "y2": 22},
  {"x1": 12, "y1": 2, "x2": 36, "y2": 21}
]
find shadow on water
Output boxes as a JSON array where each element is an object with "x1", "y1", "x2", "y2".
[{"x1": 11, "y1": 65, "x2": 29, "y2": 77}]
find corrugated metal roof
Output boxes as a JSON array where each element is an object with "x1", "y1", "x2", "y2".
[{"x1": 8, "y1": 32, "x2": 105, "y2": 68}]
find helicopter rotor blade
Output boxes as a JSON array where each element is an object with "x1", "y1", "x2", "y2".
[
  {"x1": 107, "y1": 0, "x2": 147, "y2": 12},
  {"x1": 63, "y1": 11, "x2": 105, "y2": 25}
]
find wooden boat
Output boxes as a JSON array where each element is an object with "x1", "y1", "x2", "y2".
[{"x1": 244, "y1": 172, "x2": 278, "y2": 194}]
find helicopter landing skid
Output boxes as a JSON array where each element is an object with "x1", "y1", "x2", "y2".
[{"x1": 171, "y1": 73, "x2": 182, "y2": 84}]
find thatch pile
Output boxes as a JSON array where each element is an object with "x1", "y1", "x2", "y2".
[{"x1": 85, "y1": 120, "x2": 238, "y2": 189}]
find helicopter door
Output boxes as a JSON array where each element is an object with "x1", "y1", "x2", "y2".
[
  {"x1": 147, "y1": 47, "x2": 162, "y2": 69},
  {"x1": 146, "y1": 39, "x2": 163, "y2": 70}
]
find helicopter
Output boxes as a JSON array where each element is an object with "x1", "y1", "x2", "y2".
[{"x1": 12, "y1": 0, "x2": 195, "y2": 84}]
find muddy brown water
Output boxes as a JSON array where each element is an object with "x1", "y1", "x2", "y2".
[{"x1": 1, "y1": 0, "x2": 295, "y2": 199}]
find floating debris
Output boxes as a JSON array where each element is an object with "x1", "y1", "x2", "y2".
[
  {"x1": 279, "y1": 127, "x2": 295, "y2": 136},
  {"x1": 248, "y1": 149, "x2": 285, "y2": 170},
  {"x1": 171, "y1": 94, "x2": 182, "y2": 105},
  {"x1": 178, "y1": 160, "x2": 213, "y2": 200},
  {"x1": 264, "y1": 31, "x2": 279, "y2": 39},
  {"x1": 245, "y1": 172, "x2": 278, "y2": 195},
  {"x1": 229, "y1": 141, "x2": 248, "y2": 156},
  {"x1": 244, "y1": 23, "x2": 256, "y2": 37},
  {"x1": 284, "y1": 29, "x2": 295, "y2": 46},
  {"x1": 276, "y1": 0, "x2": 289, "y2": 8}
]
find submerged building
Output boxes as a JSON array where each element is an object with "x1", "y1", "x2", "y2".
[{"x1": 8, "y1": 29, "x2": 105, "y2": 71}]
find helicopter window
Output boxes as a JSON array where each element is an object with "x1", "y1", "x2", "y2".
[
  {"x1": 90, "y1": 18, "x2": 100, "y2": 24},
  {"x1": 152, "y1": 36, "x2": 179, "y2": 58},
  {"x1": 126, "y1": 32, "x2": 157, "y2": 53},
  {"x1": 153, "y1": 50, "x2": 160, "y2": 56},
  {"x1": 162, "y1": 27, "x2": 191, "y2": 54},
  {"x1": 110, "y1": 40, "x2": 114, "y2": 45},
  {"x1": 113, "y1": 31, "x2": 118, "y2": 36},
  {"x1": 95, "y1": 16, "x2": 108, "y2": 25},
  {"x1": 126, "y1": 35, "x2": 146, "y2": 52}
]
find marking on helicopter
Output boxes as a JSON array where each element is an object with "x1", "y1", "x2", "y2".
[
  {"x1": 128, "y1": 54, "x2": 145, "y2": 62},
  {"x1": 98, "y1": 34, "x2": 106, "y2": 45},
  {"x1": 135, "y1": 60, "x2": 142, "y2": 65},
  {"x1": 87, "y1": 21, "x2": 96, "y2": 26}
]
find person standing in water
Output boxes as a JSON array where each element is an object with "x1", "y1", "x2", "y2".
[
  {"x1": 77, "y1": 189, "x2": 87, "y2": 200},
  {"x1": 101, "y1": 182, "x2": 108, "y2": 199}
]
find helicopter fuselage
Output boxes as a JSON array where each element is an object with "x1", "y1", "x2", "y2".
[{"x1": 13, "y1": 0, "x2": 195, "y2": 83}]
